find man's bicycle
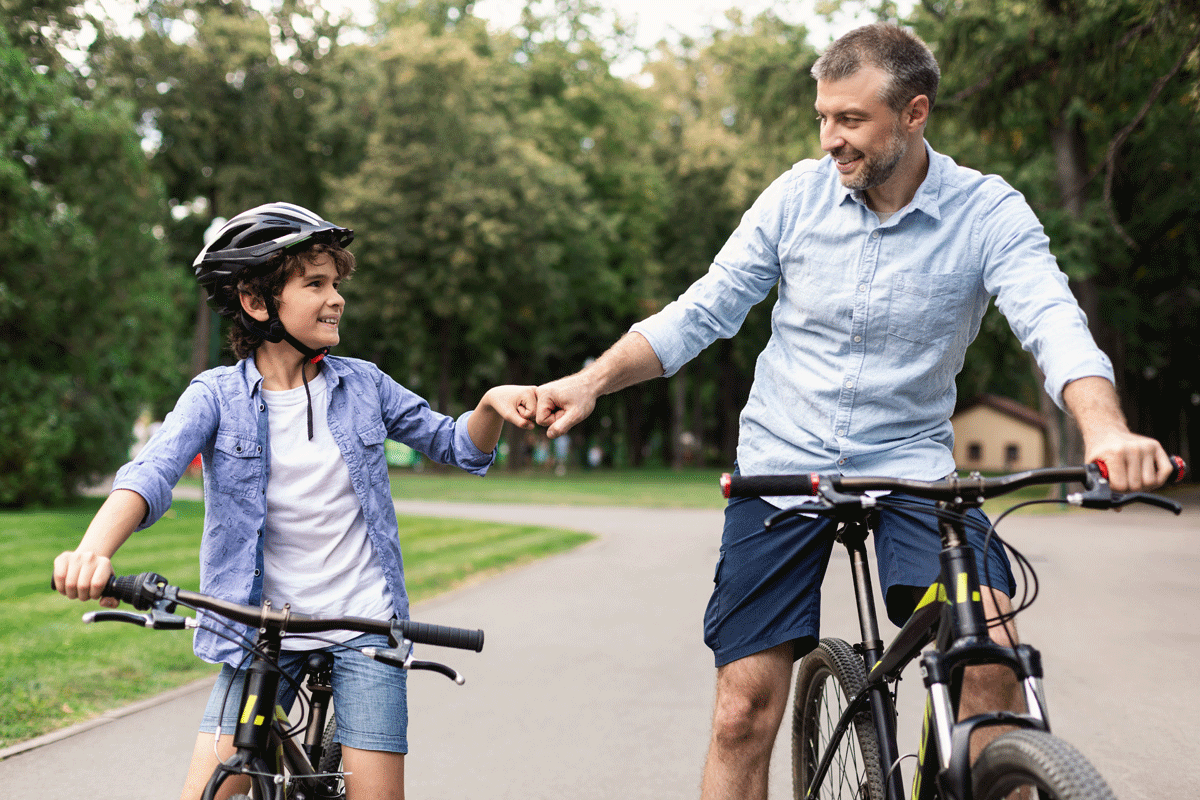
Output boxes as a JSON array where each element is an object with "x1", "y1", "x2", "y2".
[
  {"x1": 63, "y1": 571, "x2": 483, "y2": 800},
  {"x1": 721, "y1": 457, "x2": 1187, "y2": 800}
]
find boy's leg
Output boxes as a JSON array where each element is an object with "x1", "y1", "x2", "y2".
[
  {"x1": 701, "y1": 642, "x2": 793, "y2": 800},
  {"x1": 179, "y1": 732, "x2": 247, "y2": 800},
  {"x1": 342, "y1": 747, "x2": 404, "y2": 800}
]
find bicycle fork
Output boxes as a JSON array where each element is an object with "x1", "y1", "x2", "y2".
[{"x1": 912, "y1": 532, "x2": 1054, "y2": 800}]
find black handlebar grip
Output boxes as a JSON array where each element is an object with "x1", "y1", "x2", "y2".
[
  {"x1": 721, "y1": 473, "x2": 819, "y2": 498},
  {"x1": 103, "y1": 572, "x2": 166, "y2": 611},
  {"x1": 396, "y1": 620, "x2": 484, "y2": 652}
]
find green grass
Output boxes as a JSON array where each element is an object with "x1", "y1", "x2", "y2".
[{"x1": 0, "y1": 498, "x2": 589, "y2": 749}]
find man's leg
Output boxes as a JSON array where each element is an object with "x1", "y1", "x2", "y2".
[
  {"x1": 959, "y1": 587, "x2": 1024, "y2": 762},
  {"x1": 701, "y1": 642, "x2": 793, "y2": 800}
]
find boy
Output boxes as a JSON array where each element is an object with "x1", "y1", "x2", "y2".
[{"x1": 53, "y1": 202, "x2": 536, "y2": 800}]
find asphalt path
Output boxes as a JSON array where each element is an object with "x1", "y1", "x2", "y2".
[{"x1": 2, "y1": 499, "x2": 1197, "y2": 798}]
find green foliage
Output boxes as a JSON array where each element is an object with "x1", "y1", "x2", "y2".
[
  {"x1": 914, "y1": 0, "x2": 1200, "y2": 455},
  {"x1": 5, "y1": 0, "x2": 1194, "y2": 504},
  {"x1": 0, "y1": 29, "x2": 187, "y2": 506}
]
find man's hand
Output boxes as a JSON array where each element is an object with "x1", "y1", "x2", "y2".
[
  {"x1": 535, "y1": 332, "x2": 665, "y2": 439},
  {"x1": 535, "y1": 374, "x2": 598, "y2": 440},
  {"x1": 1083, "y1": 428, "x2": 1173, "y2": 492},
  {"x1": 1064, "y1": 376, "x2": 1174, "y2": 491}
]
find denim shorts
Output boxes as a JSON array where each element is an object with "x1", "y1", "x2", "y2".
[
  {"x1": 703, "y1": 494, "x2": 1016, "y2": 667},
  {"x1": 199, "y1": 632, "x2": 408, "y2": 753}
]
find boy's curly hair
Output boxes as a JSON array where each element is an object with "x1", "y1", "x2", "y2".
[{"x1": 228, "y1": 243, "x2": 356, "y2": 360}]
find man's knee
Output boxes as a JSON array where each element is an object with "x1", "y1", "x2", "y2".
[{"x1": 711, "y1": 647, "x2": 792, "y2": 750}]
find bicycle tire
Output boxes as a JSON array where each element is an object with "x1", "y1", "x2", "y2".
[
  {"x1": 315, "y1": 716, "x2": 344, "y2": 799},
  {"x1": 972, "y1": 730, "x2": 1117, "y2": 800},
  {"x1": 792, "y1": 638, "x2": 885, "y2": 800}
]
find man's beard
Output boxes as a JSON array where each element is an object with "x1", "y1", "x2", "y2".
[{"x1": 835, "y1": 123, "x2": 907, "y2": 191}]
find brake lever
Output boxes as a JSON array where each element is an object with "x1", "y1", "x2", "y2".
[
  {"x1": 1109, "y1": 492, "x2": 1182, "y2": 515},
  {"x1": 83, "y1": 607, "x2": 193, "y2": 629},
  {"x1": 362, "y1": 642, "x2": 466, "y2": 685}
]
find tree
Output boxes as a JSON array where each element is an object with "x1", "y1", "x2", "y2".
[
  {"x1": 1, "y1": 27, "x2": 186, "y2": 505},
  {"x1": 912, "y1": 0, "x2": 1200, "y2": 464}
]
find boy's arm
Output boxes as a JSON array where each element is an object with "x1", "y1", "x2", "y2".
[
  {"x1": 467, "y1": 385, "x2": 538, "y2": 454},
  {"x1": 52, "y1": 488, "x2": 148, "y2": 607}
]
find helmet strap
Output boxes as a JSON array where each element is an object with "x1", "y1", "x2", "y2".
[{"x1": 250, "y1": 295, "x2": 330, "y2": 441}]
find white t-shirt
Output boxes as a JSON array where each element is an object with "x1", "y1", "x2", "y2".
[{"x1": 261, "y1": 371, "x2": 393, "y2": 650}]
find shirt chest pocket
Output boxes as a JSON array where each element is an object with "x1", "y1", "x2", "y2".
[
  {"x1": 886, "y1": 273, "x2": 966, "y2": 345},
  {"x1": 357, "y1": 422, "x2": 389, "y2": 473},
  {"x1": 211, "y1": 433, "x2": 262, "y2": 497}
]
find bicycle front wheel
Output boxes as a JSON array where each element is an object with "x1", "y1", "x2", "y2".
[
  {"x1": 972, "y1": 730, "x2": 1117, "y2": 800},
  {"x1": 792, "y1": 638, "x2": 885, "y2": 800}
]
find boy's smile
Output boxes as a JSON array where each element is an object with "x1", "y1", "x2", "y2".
[{"x1": 276, "y1": 253, "x2": 345, "y2": 351}]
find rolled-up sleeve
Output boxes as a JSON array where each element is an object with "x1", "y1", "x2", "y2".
[
  {"x1": 376, "y1": 370, "x2": 494, "y2": 475},
  {"x1": 980, "y1": 188, "x2": 1114, "y2": 408},
  {"x1": 112, "y1": 381, "x2": 219, "y2": 528},
  {"x1": 632, "y1": 170, "x2": 790, "y2": 377}
]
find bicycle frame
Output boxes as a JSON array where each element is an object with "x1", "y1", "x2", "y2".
[
  {"x1": 803, "y1": 502, "x2": 1052, "y2": 800},
  {"x1": 203, "y1": 626, "x2": 339, "y2": 800}
]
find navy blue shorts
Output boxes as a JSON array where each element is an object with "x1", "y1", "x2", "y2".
[{"x1": 703, "y1": 494, "x2": 1016, "y2": 667}]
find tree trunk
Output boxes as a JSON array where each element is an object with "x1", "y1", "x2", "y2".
[
  {"x1": 190, "y1": 287, "x2": 212, "y2": 378},
  {"x1": 670, "y1": 366, "x2": 687, "y2": 470}
]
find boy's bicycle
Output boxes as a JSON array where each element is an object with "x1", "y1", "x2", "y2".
[
  {"x1": 63, "y1": 571, "x2": 483, "y2": 800},
  {"x1": 721, "y1": 457, "x2": 1187, "y2": 800}
]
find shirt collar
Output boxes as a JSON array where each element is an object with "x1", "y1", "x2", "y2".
[
  {"x1": 836, "y1": 140, "x2": 944, "y2": 223},
  {"x1": 240, "y1": 353, "x2": 344, "y2": 397}
]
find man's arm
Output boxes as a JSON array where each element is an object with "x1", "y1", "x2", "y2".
[
  {"x1": 535, "y1": 332, "x2": 664, "y2": 439},
  {"x1": 1062, "y1": 376, "x2": 1173, "y2": 491}
]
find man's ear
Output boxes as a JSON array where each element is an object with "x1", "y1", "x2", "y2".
[
  {"x1": 239, "y1": 289, "x2": 270, "y2": 322},
  {"x1": 904, "y1": 94, "x2": 930, "y2": 131}
]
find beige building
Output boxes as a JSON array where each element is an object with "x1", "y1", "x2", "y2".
[{"x1": 951, "y1": 394, "x2": 1048, "y2": 473}]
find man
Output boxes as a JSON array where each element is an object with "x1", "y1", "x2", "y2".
[{"x1": 535, "y1": 23, "x2": 1173, "y2": 800}]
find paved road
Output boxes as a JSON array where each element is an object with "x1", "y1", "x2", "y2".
[{"x1": 2, "y1": 500, "x2": 1197, "y2": 798}]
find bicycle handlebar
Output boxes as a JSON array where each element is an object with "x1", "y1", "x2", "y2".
[
  {"x1": 95, "y1": 572, "x2": 485, "y2": 652},
  {"x1": 721, "y1": 457, "x2": 1187, "y2": 514}
]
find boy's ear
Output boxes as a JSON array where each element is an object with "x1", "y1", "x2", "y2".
[{"x1": 239, "y1": 290, "x2": 270, "y2": 322}]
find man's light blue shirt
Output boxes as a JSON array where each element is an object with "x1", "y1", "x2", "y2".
[
  {"x1": 632, "y1": 142, "x2": 1112, "y2": 496},
  {"x1": 112, "y1": 354, "x2": 493, "y2": 665}
]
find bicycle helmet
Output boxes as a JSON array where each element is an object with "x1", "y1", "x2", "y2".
[{"x1": 194, "y1": 202, "x2": 353, "y2": 317}]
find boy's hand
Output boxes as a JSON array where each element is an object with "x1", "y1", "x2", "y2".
[
  {"x1": 53, "y1": 550, "x2": 119, "y2": 608},
  {"x1": 470, "y1": 385, "x2": 538, "y2": 454},
  {"x1": 484, "y1": 385, "x2": 538, "y2": 430}
]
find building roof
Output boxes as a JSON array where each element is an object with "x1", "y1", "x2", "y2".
[{"x1": 954, "y1": 394, "x2": 1047, "y2": 431}]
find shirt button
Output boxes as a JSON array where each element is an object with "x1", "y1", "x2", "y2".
[
  {"x1": 858, "y1": 284, "x2": 867, "y2": 292},
  {"x1": 872, "y1": 231, "x2": 881, "y2": 239},
  {"x1": 854, "y1": 335, "x2": 863, "y2": 343},
  {"x1": 257, "y1": 446, "x2": 262, "y2": 453},
  {"x1": 845, "y1": 380, "x2": 854, "y2": 388},
  {"x1": 838, "y1": 458, "x2": 846, "y2": 465},
  {"x1": 259, "y1": 403, "x2": 266, "y2": 412},
  {"x1": 837, "y1": 429, "x2": 846, "y2": 436},
  {"x1": 253, "y1": 569, "x2": 261, "y2": 577}
]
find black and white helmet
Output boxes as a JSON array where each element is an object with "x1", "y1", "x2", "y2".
[{"x1": 193, "y1": 202, "x2": 353, "y2": 317}]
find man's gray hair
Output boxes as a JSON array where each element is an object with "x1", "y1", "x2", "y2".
[{"x1": 811, "y1": 23, "x2": 940, "y2": 113}]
